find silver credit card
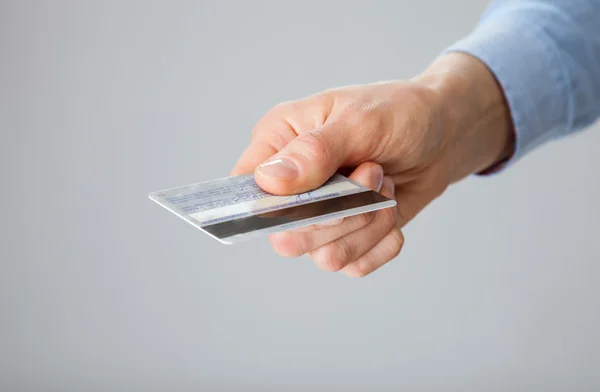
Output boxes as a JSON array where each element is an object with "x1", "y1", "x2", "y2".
[{"x1": 149, "y1": 173, "x2": 396, "y2": 244}]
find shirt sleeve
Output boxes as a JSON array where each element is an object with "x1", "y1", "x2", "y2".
[{"x1": 442, "y1": 0, "x2": 600, "y2": 173}]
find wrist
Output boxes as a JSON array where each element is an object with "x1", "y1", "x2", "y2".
[{"x1": 414, "y1": 52, "x2": 515, "y2": 182}]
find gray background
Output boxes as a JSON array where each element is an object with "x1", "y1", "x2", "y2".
[{"x1": 2, "y1": 1, "x2": 599, "y2": 391}]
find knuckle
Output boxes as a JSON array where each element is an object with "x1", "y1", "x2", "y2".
[
  {"x1": 379, "y1": 208, "x2": 397, "y2": 231},
  {"x1": 313, "y1": 242, "x2": 352, "y2": 272},
  {"x1": 348, "y1": 99, "x2": 385, "y2": 129},
  {"x1": 271, "y1": 100, "x2": 295, "y2": 114},
  {"x1": 389, "y1": 230, "x2": 405, "y2": 258},
  {"x1": 338, "y1": 99, "x2": 391, "y2": 158},
  {"x1": 269, "y1": 232, "x2": 307, "y2": 258},
  {"x1": 252, "y1": 101, "x2": 296, "y2": 140},
  {"x1": 344, "y1": 263, "x2": 370, "y2": 278},
  {"x1": 353, "y1": 211, "x2": 376, "y2": 228},
  {"x1": 292, "y1": 130, "x2": 331, "y2": 163},
  {"x1": 265, "y1": 129, "x2": 291, "y2": 152},
  {"x1": 361, "y1": 109, "x2": 383, "y2": 131}
]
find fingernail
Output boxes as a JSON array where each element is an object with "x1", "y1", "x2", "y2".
[
  {"x1": 257, "y1": 157, "x2": 299, "y2": 180},
  {"x1": 372, "y1": 166, "x2": 384, "y2": 192},
  {"x1": 318, "y1": 217, "x2": 344, "y2": 227}
]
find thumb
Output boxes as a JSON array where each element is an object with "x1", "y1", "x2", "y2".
[{"x1": 254, "y1": 122, "x2": 348, "y2": 195}]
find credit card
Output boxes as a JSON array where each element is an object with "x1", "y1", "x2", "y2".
[{"x1": 149, "y1": 173, "x2": 396, "y2": 244}]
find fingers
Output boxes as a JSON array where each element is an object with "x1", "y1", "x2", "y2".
[
  {"x1": 270, "y1": 173, "x2": 403, "y2": 278},
  {"x1": 268, "y1": 162, "x2": 384, "y2": 256},
  {"x1": 340, "y1": 226, "x2": 404, "y2": 278},
  {"x1": 308, "y1": 199, "x2": 396, "y2": 272},
  {"x1": 254, "y1": 121, "x2": 349, "y2": 195},
  {"x1": 231, "y1": 94, "x2": 333, "y2": 177},
  {"x1": 230, "y1": 139, "x2": 278, "y2": 176},
  {"x1": 230, "y1": 123, "x2": 297, "y2": 176},
  {"x1": 303, "y1": 161, "x2": 384, "y2": 229},
  {"x1": 308, "y1": 176, "x2": 398, "y2": 274},
  {"x1": 268, "y1": 211, "x2": 377, "y2": 257}
]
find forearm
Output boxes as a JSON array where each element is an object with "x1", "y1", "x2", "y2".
[{"x1": 414, "y1": 52, "x2": 515, "y2": 183}]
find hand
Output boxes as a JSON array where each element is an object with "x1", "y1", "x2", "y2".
[{"x1": 231, "y1": 53, "x2": 514, "y2": 277}]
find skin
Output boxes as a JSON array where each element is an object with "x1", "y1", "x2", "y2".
[{"x1": 231, "y1": 53, "x2": 514, "y2": 278}]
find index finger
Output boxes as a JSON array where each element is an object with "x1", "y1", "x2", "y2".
[
  {"x1": 230, "y1": 116, "x2": 297, "y2": 176},
  {"x1": 231, "y1": 92, "x2": 336, "y2": 176}
]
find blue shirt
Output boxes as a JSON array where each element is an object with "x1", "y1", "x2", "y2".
[{"x1": 444, "y1": 0, "x2": 600, "y2": 172}]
